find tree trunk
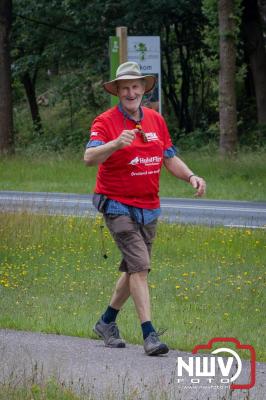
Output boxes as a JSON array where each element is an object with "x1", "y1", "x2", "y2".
[
  {"x1": 161, "y1": 25, "x2": 180, "y2": 123},
  {"x1": 218, "y1": 0, "x2": 238, "y2": 155},
  {"x1": 0, "y1": 0, "x2": 14, "y2": 154},
  {"x1": 161, "y1": 64, "x2": 180, "y2": 121},
  {"x1": 21, "y1": 72, "x2": 43, "y2": 134},
  {"x1": 257, "y1": 0, "x2": 266, "y2": 47},
  {"x1": 243, "y1": 0, "x2": 266, "y2": 125},
  {"x1": 179, "y1": 44, "x2": 192, "y2": 132}
]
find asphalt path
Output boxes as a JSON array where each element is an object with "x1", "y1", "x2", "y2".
[
  {"x1": 0, "y1": 329, "x2": 265, "y2": 399},
  {"x1": 0, "y1": 190, "x2": 266, "y2": 228}
]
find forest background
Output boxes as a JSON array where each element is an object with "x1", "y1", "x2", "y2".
[{"x1": 0, "y1": 0, "x2": 266, "y2": 157}]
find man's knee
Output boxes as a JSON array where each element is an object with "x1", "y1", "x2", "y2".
[{"x1": 130, "y1": 270, "x2": 148, "y2": 280}]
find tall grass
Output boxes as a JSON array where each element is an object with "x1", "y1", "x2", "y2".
[
  {"x1": 0, "y1": 150, "x2": 265, "y2": 200},
  {"x1": 0, "y1": 381, "x2": 81, "y2": 400},
  {"x1": 0, "y1": 212, "x2": 265, "y2": 361}
]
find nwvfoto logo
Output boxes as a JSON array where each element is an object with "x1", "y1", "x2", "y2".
[
  {"x1": 129, "y1": 156, "x2": 140, "y2": 165},
  {"x1": 176, "y1": 338, "x2": 256, "y2": 390}
]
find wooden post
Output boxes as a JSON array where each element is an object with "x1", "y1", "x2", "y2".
[{"x1": 116, "y1": 26, "x2": 128, "y2": 64}]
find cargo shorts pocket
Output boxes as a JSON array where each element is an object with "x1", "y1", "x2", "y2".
[{"x1": 104, "y1": 214, "x2": 136, "y2": 235}]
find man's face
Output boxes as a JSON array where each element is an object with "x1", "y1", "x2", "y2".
[{"x1": 117, "y1": 79, "x2": 145, "y2": 115}]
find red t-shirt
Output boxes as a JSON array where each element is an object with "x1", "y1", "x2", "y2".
[{"x1": 89, "y1": 106, "x2": 173, "y2": 209}]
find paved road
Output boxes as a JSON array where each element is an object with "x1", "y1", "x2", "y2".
[
  {"x1": 0, "y1": 329, "x2": 265, "y2": 399},
  {"x1": 1, "y1": 191, "x2": 266, "y2": 228}
]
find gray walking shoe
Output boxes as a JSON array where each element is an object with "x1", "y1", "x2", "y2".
[
  {"x1": 144, "y1": 330, "x2": 169, "y2": 356},
  {"x1": 93, "y1": 318, "x2": 126, "y2": 348}
]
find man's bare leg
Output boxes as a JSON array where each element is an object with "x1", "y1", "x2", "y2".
[
  {"x1": 129, "y1": 270, "x2": 150, "y2": 322},
  {"x1": 110, "y1": 272, "x2": 130, "y2": 309},
  {"x1": 129, "y1": 270, "x2": 169, "y2": 355}
]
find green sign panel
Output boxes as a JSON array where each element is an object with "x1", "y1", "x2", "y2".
[{"x1": 109, "y1": 36, "x2": 120, "y2": 107}]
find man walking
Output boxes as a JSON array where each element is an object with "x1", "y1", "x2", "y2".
[{"x1": 84, "y1": 61, "x2": 206, "y2": 355}]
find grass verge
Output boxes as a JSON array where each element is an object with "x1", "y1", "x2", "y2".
[
  {"x1": 0, "y1": 381, "x2": 81, "y2": 400},
  {"x1": 0, "y1": 376, "x2": 249, "y2": 400},
  {"x1": 0, "y1": 150, "x2": 265, "y2": 200},
  {"x1": 0, "y1": 212, "x2": 265, "y2": 361}
]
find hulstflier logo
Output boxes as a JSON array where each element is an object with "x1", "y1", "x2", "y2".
[
  {"x1": 128, "y1": 155, "x2": 162, "y2": 166},
  {"x1": 176, "y1": 337, "x2": 256, "y2": 390},
  {"x1": 129, "y1": 156, "x2": 139, "y2": 166}
]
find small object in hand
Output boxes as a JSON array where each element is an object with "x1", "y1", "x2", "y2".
[{"x1": 135, "y1": 124, "x2": 148, "y2": 143}]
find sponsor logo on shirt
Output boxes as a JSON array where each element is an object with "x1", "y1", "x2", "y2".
[
  {"x1": 129, "y1": 156, "x2": 162, "y2": 166},
  {"x1": 90, "y1": 131, "x2": 99, "y2": 137},
  {"x1": 145, "y1": 132, "x2": 158, "y2": 141}
]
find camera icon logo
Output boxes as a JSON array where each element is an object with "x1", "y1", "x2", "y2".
[{"x1": 192, "y1": 337, "x2": 256, "y2": 389}]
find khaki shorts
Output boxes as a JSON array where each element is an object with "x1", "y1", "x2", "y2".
[{"x1": 104, "y1": 214, "x2": 158, "y2": 274}]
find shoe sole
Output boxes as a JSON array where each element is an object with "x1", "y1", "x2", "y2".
[
  {"x1": 146, "y1": 344, "x2": 169, "y2": 356},
  {"x1": 93, "y1": 326, "x2": 126, "y2": 348}
]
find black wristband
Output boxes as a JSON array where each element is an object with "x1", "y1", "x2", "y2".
[{"x1": 188, "y1": 174, "x2": 196, "y2": 182}]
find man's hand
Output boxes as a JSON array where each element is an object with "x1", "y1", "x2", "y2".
[
  {"x1": 190, "y1": 176, "x2": 206, "y2": 197},
  {"x1": 84, "y1": 129, "x2": 139, "y2": 166},
  {"x1": 114, "y1": 129, "x2": 138, "y2": 149}
]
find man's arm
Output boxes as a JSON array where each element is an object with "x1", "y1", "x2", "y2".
[
  {"x1": 84, "y1": 129, "x2": 138, "y2": 166},
  {"x1": 163, "y1": 156, "x2": 206, "y2": 197}
]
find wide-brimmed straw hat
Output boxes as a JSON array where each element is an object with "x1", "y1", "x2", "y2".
[{"x1": 103, "y1": 61, "x2": 156, "y2": 96}]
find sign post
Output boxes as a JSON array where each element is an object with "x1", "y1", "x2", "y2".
[
  {"x1": 109, "y1": 27, "x2": 128, "y2": 107},
  {"x1": 109, "y1": 36, "x2": 120, "y2": 107},
  {"x1": 116, "y1": 26, "x2": 128, "y2": 64}
]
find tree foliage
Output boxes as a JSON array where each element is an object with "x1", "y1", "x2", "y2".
[
  {"x1": 3, "y1": 0, "x2": 265, "y2": 154},
  {"x1": 0, "y1": 0, "x2": 14, "y2": 154}
]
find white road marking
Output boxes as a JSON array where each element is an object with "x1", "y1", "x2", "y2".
[
  {"x1": 161, "y1": 204, "x2": 266, "y2": 213},
  {"x1": 224, "y1": 224, "x2": 266, "y2": 229},
  {"x1": 0, "y1": 195, "x2": 90, "y2": 205}
]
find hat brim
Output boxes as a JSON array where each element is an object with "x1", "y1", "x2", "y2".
[{"x1": 103, "y1": 75, "x2": 156, "y2": 96}]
